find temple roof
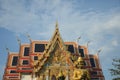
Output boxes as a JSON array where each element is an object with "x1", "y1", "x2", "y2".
[{"x1": 34, "y1": 22, "x2": 73, "y2": 72}]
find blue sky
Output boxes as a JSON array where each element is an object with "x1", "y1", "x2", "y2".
[{"x1": 0, "y1": 0, "x2": 120, "y2": 79}]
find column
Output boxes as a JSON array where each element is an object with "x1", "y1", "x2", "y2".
[{"x1": 46, "y1": 69, "x2": 49, "y2": 80}]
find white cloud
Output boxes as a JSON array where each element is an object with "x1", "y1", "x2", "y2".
[
  {"x1": 0, "y1": 0, "x2": 120, "y2": 58},
  {"x1": 112, "y1": 40, "x2": 118, "y2": 46}
]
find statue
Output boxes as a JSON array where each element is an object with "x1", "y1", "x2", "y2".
[
  {"x1": 73, "y1": 57, "x2": 90, "y2": 80},
  {"x1": 57, "y1": 70, "x2": 65, "y2": 80}
]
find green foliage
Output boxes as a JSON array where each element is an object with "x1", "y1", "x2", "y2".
[{"x1": 109, "y1": 59, "x2": 120, "y2": 80}]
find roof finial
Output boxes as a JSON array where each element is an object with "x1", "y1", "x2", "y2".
[
  {"x1": 97, "y1": 48, "x2": 102, "y2": 54},
  {"x1": 5, "y1": 46, "x2": 10, "y2": 54},
  {"x1": 87, "y1": 40, "x2": 91, "y2": 47},
  {"x1": 55, "y1": 20, "x2": 59, "y2": 30},
  {"x1": 16, "y1": 36, "x2": 21, "y2": 45},
  {"x1": 26, "y1": 32, "x2": 32, "y2": 42},
  {"x1": 77, "y1": 36, "x2": 81, "y2": 44}
]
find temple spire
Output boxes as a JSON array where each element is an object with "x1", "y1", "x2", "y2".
[
  {"x1": 55, "y1": 21, "x2": 59, "y2": 30},
  {"x1": 5, "y1": 47, "x2": 10, "y2": 54}
]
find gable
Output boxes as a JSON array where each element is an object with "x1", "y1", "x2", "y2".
[{"x1": 34, "y1": 23, "x2": 74, "y2": 73}]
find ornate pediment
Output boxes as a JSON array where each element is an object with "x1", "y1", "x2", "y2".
[
  {"x1": 48, "y1": 44, "x2": 67, "y2": 66},
  {"x1": 34, "y1": 22, "x2": 70, "y2": 71},
  {"x1": 33, "y1": 22, "x2": 76, "y2": 80}
]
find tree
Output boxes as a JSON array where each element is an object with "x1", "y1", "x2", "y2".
[{"x1": 109, "y1": 59, "x2": 120, "y2": 80}]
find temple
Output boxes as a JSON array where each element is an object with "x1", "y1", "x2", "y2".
[{"x1": 3, "y1": 22, "x2": 105, "y2": 80}]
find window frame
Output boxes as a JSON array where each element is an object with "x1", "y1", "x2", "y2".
[
  {"x1": 90, "y1": 58, "x2": 96, "y2": 67},
  {"x1": 22, "y1": 60, "x2": 29, "y2": 65},
  {"x1": 34, "y1": 44, "x2": 45, "y2": 52},
  {"x1": 91, "y1": 71, "x2": 98, "y2": 76},
  {"x1": 91, "y1": 78, "x2": 100, "y2": 80},
  {"x1": 11, "y1": 56, "x2": 18, "y2": 66},
  {"x1": 10, "y1": 70, "x2": 17, "y2": 74},
  {"x1": 67, "y1": 44, "x2": 75, "y2": 53},
  {"x1": 84, "y1": 61, "x2": 87, "y2": 66},
  {"x1": 34, "y1": 56, "x2": 38, "y2": 60},
  {"x1": 23, "y1": 47, "x2": 30, "y2": 56},
  {"x1": 78, "y1": 48, "x2": 85, "y2": 57}
]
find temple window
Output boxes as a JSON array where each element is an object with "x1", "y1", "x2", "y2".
[
  {"x1": 91, "y1": 78, "x2": 99, "y2": 80},
  {"x1": 90, "y1": 58, "x2": 96, "y2": 67},
  {"x1": 34, "y1": 44, "x2": 45, "y2": 52},
  {"x1": 34, "y1": 56, "x2": 38, "y2": 60},
  {"x1": 79, "y1": 48, "x2": 84, "y2": 57},
  {"x1": 84, "y1": 61, "x2": 87, "y2": 66},
  {"x1": 91, "y1": 71, "x2": 97, "y2": 75},
  {"x1": 24, "y1": 47, "x2": 29, "y2": 56},
  {"x1": 10, "y1": 70, "x2": 17, "y2": 73},
  {"x1": 12, "y1": 56, "x2": 18, "y2": 66},
  {"x1": 22, "y1": 60, "x2": 29, "y2": 65},
  {"x1": 67, "y1": 45, "x2": 74, "y2": 53}
]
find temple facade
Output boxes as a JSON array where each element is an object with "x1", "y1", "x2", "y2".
[{"x1": 3, "y1": 23, "x2": 104, "y2": 80}]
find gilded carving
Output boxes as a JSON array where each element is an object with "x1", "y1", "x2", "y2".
[
  {"x1": 57, "y1": 70, "x2": 65, "y2": 80},
  {"x1": 54, "y1": 49, "x2": 64, "y2": 64},
  {"x1": 73, "y1": 57, "x2": 90, "y2": 80}
]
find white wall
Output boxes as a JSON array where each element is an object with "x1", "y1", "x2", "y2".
[{"x1": 21, "y1": 74, "x2": 36, "y2": 80}]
